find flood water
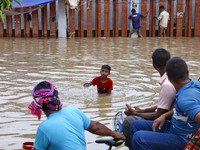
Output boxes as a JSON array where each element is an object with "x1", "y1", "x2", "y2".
[{"x1": 0, "y1": 37, "x2": 200, "y2": 150}]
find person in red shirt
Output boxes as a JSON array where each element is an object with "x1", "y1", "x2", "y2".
[{"x1": 83, "y1": 65, "x2": 113, "y2": 94}]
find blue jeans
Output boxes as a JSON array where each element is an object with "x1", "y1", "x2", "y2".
[{"x1": 130, "y1": 120, "x2": 187, "y2": 150}]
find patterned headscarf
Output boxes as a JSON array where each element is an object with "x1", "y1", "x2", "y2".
[{"x1": 28, "y1": 81, "x2": 62, "y2": 120}]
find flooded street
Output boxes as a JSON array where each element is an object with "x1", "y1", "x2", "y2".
[{"x1": 0, "y1": 37, "x2": 200, "y2": 150}]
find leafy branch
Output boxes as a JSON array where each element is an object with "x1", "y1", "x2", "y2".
[{"x1": 0, "y1": 0, "x2": 22, "y2": 22}]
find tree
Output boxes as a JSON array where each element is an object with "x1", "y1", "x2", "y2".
[{"x1": 0, "y1": 0, "x2": 21, "y2": 22}]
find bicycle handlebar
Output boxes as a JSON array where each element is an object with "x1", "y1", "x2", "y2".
[{"x1": 95, "y1": 138, "x2": 124, "y2": 147}]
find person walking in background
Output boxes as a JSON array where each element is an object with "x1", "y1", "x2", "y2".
[
  {"x1": 129, "y1": 8, "x2": 148, "y2": 38},
  {"x1": 155, "y1": 6, "x2": 170, "y2": 37}
]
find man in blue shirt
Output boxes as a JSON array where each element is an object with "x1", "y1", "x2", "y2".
[
  {"x1": 129, "y1": 57, "x2": 200, "y2": 150},
  {"x1": 129, "y1": 8, "x2": 148, "y2": 37},
  {"x1": 28, "y1": 81, "x2": 125, "y2": 150}
]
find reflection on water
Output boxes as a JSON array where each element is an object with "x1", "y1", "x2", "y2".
[{"x1": 0, "y1": 37, "x2": 199, "y2": 150}]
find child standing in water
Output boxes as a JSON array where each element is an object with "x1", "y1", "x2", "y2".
[{"x1": 83, "y1": 65, "x2": 113, "y2": 94}]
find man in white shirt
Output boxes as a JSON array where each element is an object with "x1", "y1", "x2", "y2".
[{"x1": 155, "y1": 6, "x2": 169, "y2": 37}]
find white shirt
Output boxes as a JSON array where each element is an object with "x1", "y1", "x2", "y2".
[
  {"x1": 157, "y1": 10, "x2": 170, "y2": 28},
  {"x1": 157, "y1": 72, "x2": 176, "y2": 110}
]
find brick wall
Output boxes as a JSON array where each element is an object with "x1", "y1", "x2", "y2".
[{"x1": 0, "y1": 0, "x2": 199, "y2": 38}]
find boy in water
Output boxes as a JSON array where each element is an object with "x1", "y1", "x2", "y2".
[{"x1": 83, "y1": 65, "x2": 113, "y2": 94}]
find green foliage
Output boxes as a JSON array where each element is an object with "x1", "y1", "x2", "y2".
[{"x1": 0, "y1": 0, "x2": 21, "y2": 22}]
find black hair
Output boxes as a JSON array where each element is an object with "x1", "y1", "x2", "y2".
[
  {"x1": 101, "y1": 65, "x2": 111, "y2": 72},
  {"x1": 131, "y1": 8, "x2": 136, "y2": 13},
  {"x1": 152, "y1": 48, "x2": 170, "y2": 69},
  {"x1": 34, "y1": 81, "x2": 59, "y2": 111},
  {"x1": 35, "y1": 81, "x2": 51, "y2": 91},
  {"x1": 166, "y1": 57, "x2": 188, "y2": 83},
  {"x1": 159, "y1": 6, "x2": 165, "y2": 9}
]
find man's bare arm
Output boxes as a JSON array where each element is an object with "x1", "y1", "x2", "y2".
[
  {"x1": 87, "y1": 120, "x2": 125, "y2": 140},
  {"x1": 125, "y1": 104, "x2": 169, "y2": 120},
  {"x1": 152, "y1": 109, "x2": 173, "y2": 132}
]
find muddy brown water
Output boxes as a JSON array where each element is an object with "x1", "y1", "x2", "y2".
[{"x1": 0, "y1": 37, "x2": 199, "y2": 150}]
